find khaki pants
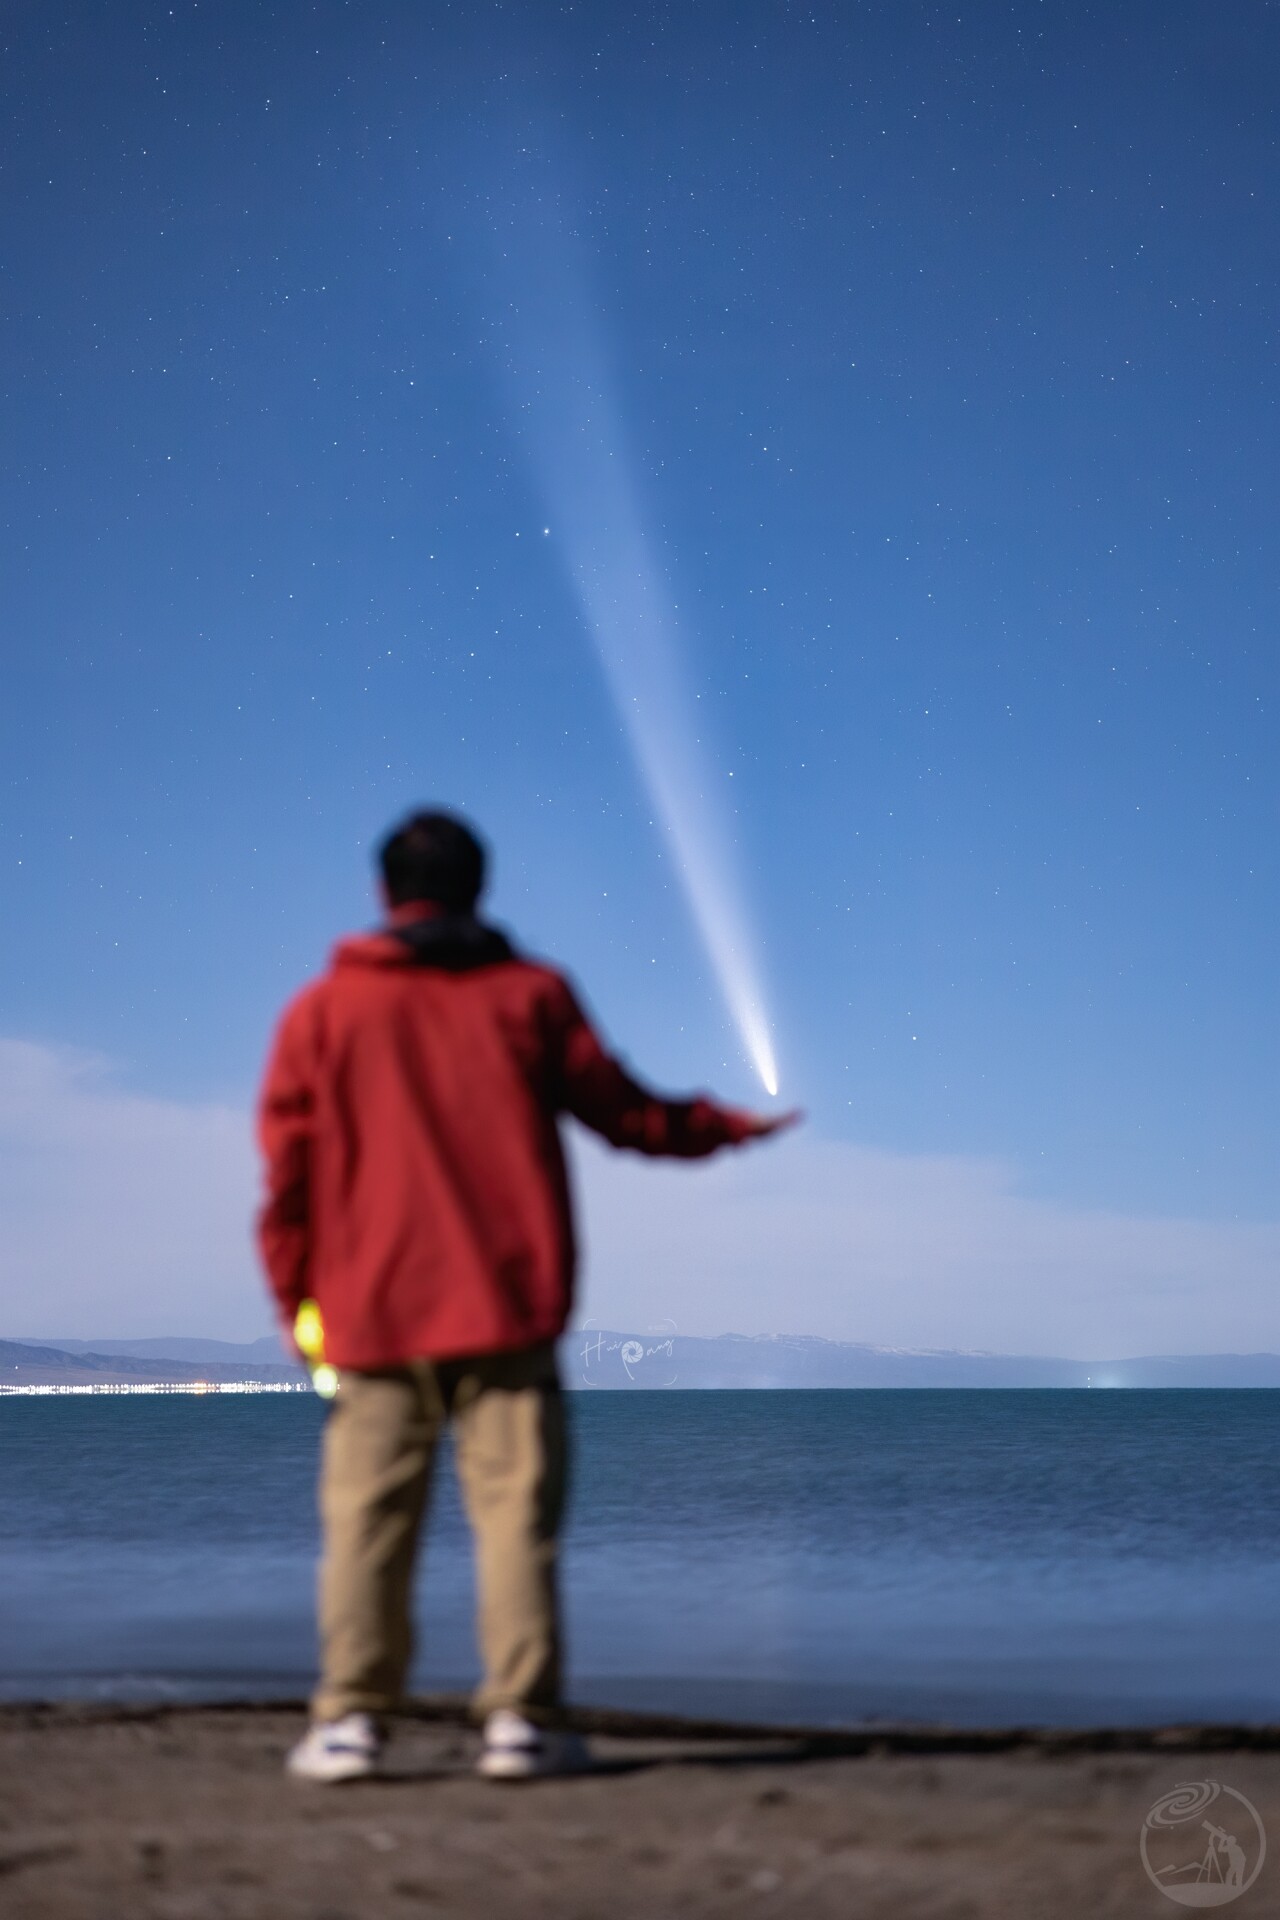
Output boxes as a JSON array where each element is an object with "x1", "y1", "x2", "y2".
[{"x1": 312, "y1": 1342, "x2": 566, "y2": 1726}]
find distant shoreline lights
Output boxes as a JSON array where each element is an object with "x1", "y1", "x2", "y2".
[{"x1": 0, "y1": 1381, "x2": 310, "y2": 1397}]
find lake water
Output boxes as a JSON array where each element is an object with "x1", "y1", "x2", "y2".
[{"x1": 2, "y1": 1389, "x2": 1276, "y2": 1727}]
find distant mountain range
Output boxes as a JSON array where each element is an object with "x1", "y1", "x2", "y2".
[
  {"x1": 565, "y1": 1329, "x2": 1280, "y2": 1388},
  {"x1": 13, "y1": 1334, "x2": 297, "y2": 1367},
  {"x1": 6, "y1": 1331, "x2": 1280, "y2": 1389}
]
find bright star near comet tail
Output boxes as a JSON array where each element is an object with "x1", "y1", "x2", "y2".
[{"x1": 481, "y1": 182, "x2": 780, "y2": 1098}]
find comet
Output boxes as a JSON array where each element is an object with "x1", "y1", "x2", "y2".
[{"x1": 483, "y1": 185, "x2": 780, "y2": 1097}]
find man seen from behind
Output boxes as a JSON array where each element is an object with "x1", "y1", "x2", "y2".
[{"x1": 256, "y1": 810, "x2": 795, "y2": 1782}]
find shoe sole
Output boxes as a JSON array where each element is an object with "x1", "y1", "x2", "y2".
[
  {"x1": 477, "y1": 1749, "x2": 592, "y2": 1781},
  {"x1": 477, "y1": 1750, "x2": 544, "y2": 1780},
  {"x1": 286, "y1": 1755, "x2": 380, "y2": 1784}
]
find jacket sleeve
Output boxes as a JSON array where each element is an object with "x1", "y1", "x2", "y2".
[
  {"x1": 547, "y1": 976, "x2": 752, "y2": 1157},
  {"x1": 255, "y1": 988, "x2": 321, "y2": 1323}
]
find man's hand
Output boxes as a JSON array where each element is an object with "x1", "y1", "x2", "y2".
[{"x1": 726, "y1": 1106, "x2": 804, "y2": 1142}]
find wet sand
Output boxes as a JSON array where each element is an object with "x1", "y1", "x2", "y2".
[{"x1": 2, "y1": 1701, "x2": 1277, "y2": 1918}]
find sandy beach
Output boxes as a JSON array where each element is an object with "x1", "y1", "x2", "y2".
[{"x1": 2, "y1": 1701, "x2": 1276, "y2": 1918}]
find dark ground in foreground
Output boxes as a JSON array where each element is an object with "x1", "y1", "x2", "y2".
[{"x1": 2, "y1": 1703, "x2": 1277, "y2": 1918}]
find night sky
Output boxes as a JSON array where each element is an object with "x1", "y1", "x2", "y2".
[{"x1": 2, "y1": 3, "x2": 1278, "y2": 1343}]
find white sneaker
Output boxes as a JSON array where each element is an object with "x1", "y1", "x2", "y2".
[
  {"x1": 477, "y1": 1708, "x2": 591, "y2": 1780},
  {"x1": 286, "y1": 1712, "x2": 383, "y2": 1783}
]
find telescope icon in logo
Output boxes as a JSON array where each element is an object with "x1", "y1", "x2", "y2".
[{"x1": 1140, "y1": 1780, "x2": 1266, "y2": 1907}]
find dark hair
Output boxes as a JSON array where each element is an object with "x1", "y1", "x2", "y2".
[{"x1": 378, "y1": 810, "x2": 487, "y2": 910}]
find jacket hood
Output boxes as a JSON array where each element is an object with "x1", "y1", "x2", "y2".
[{"x1": 335, "y1": 913, "x2": 515, "y2": 974}]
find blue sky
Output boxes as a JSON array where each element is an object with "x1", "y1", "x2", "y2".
[{"x1": 2, "y1": 3, "x2": 1277, "y2": 1344}]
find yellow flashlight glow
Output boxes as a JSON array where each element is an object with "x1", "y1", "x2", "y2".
[{"x1": 293, "y1": 1300, "x2": 338, "y2": 1399}]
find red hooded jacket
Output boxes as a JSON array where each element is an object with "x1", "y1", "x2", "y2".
[{"x1": 256, "y1": 910, "x2": 753, "y2": 1367}]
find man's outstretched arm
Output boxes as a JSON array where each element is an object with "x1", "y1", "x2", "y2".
[{"x1": 548, "y1": 977, "x2": 800, "y2": 1154}]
